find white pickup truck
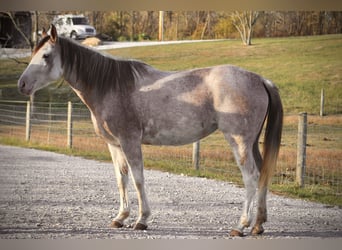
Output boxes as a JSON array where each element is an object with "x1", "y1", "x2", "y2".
[{"x1": 52, "y1": 14, "x2": 96, "y2": 39}]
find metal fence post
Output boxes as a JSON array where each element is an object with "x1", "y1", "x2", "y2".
[
  {"x1": 192, "y1": 141, "x2": 200, "y2": 170},
  {"x1": 67, "y1": 101, "x2": 73, "y2": 148},
  {"x1": 296, "y1": 112, "x2": 307, "y2": 187},
  {"x1": 25, "y1": 101, "x2": 31, "y2": 142}
]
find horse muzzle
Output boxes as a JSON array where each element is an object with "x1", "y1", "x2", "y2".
[{"x1": 18, "y1": 76, "x2": 34, "y2": 96}]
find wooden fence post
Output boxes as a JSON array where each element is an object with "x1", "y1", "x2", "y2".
[
  {"x1": 159, "y1": 11, "x2": 164, "y2": 41},
  {"x1": 320, "y1": 88, "x2": 325, "y2": 117},
  {"x1": 67, "y1": 101, "x2": 73, "y2": 148},
  {"x1": 296, "y1": 112, "x2": 307, "y2": 187},
  {"x1": 25, "y1": 101, "x2": 31, "y2": 142},
  {"x1": 192, "y1": 141, "x2": 200, "y2": 170}
]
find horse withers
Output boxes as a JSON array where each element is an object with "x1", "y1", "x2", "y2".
[{"x1": 18, "y1": 24, "x2": 283, "y2": 237}]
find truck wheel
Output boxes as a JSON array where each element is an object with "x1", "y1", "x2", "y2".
[{"x1": 70, "y1": 31, "x2": 77, "y2": 39}]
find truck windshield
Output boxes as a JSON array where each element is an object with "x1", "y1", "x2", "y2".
[{"x1": 72, "y1": 17, "x2": 88, "y2": 25}]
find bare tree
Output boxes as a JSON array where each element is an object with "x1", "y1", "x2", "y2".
[{"x1": 230, "y1": 11, "x2": 260, "y2": 45}]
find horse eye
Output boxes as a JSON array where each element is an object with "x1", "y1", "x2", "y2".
[{"x1": 42, "y1": 54, "x2": 49, "y2": 59}]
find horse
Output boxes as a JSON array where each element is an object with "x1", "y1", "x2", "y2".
[{"x1": 18, "y1": 24, "x2": 283, "y2": 237}]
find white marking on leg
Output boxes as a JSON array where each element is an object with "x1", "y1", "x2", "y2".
[
  {"x1": 108, "y1": 144, "x2": 130, "y2": 225},
  {"x1": 231, "y1": 134, "x2": 247, "y2": 165}
]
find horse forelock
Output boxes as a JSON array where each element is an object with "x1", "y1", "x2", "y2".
[
  {"x1": 57, "y1": 37, "x2": 148, "y2": 95},
  {"x1": 33, "y1": 35, "x2": 51, "y2": 56}
]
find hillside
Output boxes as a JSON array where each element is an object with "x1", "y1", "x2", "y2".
[{"x1": 1, "y1": 34, "x2": 341, "y2": 114}]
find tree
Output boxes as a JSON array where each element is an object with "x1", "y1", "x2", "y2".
[
  {"x1": 5, "y1": 11, "x2": 33, "y2": 49},
  {"x1": 230, "y1": 11, "x2": 260, "y2": 45}
]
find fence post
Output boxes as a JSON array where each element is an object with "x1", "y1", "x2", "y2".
[
  {"x1": 25, "y1": 101, "x2": 31, "y2": 142},
  {"x1": 67, "y1": 101, "x2": 73, "y2": 148},
  {"x1": 296, "y1": 112, "x2": 307, "y2": 187},
  {"x1": 192, "y1": 141, "x2": 200, "y2": 170},
  {"x1": 320, "y1": 88, "x2": 325, "y2": 117}
]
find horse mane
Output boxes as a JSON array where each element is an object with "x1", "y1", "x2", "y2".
[{"x1": 57, "y1": 37, "x2": 149, "y2": 94}]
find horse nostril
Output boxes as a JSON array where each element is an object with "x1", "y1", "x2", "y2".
[{"x1": 21, "y1": 80, "x2": 26, "y2": 88}]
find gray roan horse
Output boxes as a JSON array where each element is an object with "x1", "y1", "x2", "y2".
[{"x1": 18, "y1": 25, "x2": 283, "y2": 237}]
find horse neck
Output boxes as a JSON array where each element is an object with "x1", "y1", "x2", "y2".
[
  {"x1": 57, "y1": 38, "x2": 86, "y2": 91},
  {"x1": 59, "y1": 37, "x2": 149, "y2": 95}
]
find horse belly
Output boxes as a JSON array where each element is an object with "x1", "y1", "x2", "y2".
[{"x1": 142, "y1": 118, "x2": 217, "y2": 146}]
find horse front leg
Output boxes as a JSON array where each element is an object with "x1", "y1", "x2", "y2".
[
  {"x1": 108, "y1": 144, "x2": 130, "y2": 228},
  {"x1": 120, "y1": 139, "x2": 151, "y2": 230}
]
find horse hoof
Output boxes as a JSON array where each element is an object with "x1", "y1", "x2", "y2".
[
  {"x1": 133, "y1": 223, "x2": 148, "y2": 230},
  {"x1": 110, "y1": 220, "x2": 124, "y2": 228},
  {"x1": 229, "y1": 229, "x2": 244, "y2": 237},
  {"x1": 251, "y1": 225, "x2": 264, "y2": 236}
]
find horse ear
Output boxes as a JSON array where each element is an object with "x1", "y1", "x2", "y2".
[
  {"x1": 50, "y1": 24, "x2": 58, "y2": 43},
  {"x1": 41, "y1": 27, "x2": 47, "y2": 38}
]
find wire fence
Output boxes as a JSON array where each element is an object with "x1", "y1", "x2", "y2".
[{"x1": 0, "y1": 100, "x2": 341, "y2": 199}]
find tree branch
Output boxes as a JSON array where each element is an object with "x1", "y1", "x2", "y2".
[{"x1": 6, "y1": 11, "x2": 33, "y2": 50}]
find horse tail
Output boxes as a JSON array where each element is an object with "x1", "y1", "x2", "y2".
[{"x1": 259, "y1": 79, "x2": 283, "y2": 189}]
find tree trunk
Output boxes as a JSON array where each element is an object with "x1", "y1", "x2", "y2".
[
  {"x1": 230, "y1": 11, "x2": 259, "y2": 46},
  {"x1": 200, "y1": 12, "x2": 210, "y2": 40}
]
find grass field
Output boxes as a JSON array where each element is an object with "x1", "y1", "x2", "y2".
[
  {"x1": 0, "y1": 34, "x2": 341, "y2": 206},
  {"x1": 1, "y1": 34, "x2": 341, "y2": 114}
]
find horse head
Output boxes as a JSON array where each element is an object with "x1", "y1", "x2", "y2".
[{"x1": 18, "y1": 24, "x2": 63, "y2": 96}]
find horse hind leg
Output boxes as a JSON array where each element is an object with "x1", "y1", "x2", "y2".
[
  {"x1": 251, "y1": 186, "x2": 267, "y2": 235},
  {"x1": 251, "y1": 140, "x2": 267, "y2": 235},
  {"x1": 226, "y1": 135, "x2": 260, "y2": 237},
  {"x1": 251, "y1": 139, "x2": 268, "y2": 235}
]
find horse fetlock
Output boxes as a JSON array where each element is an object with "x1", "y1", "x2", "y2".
[
  {"x1": 255, "y1": 208, "x2": 267, "y2": 226},
  {"x1": 110, "y1": 220, "x2": 124, "y2": 228},
  {"x1": 251, "y1": 224, "x2": 264, "y2": 236},
  {"x1": 240, "y1": 217, "x2": 251, "y2": 228},
  {"x1": 133, "y1": 222, "x2": 148, "y2": 230},
  {"x1": 134, "y1": 211, "x2": 150, "y2": 230},
  {"x1": 111, "y1": 210, "x2": 130, "y2": 227},
  {"x1": 116, "y1": 210, "x2": 130, "y2": 221},
  {"x1": 229, "y1": 229, "x2": 244, "y2": 237}
]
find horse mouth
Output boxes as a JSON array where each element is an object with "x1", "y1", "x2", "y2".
[
  {"x1": 18, "y1": 82, "x2": 34, "y2": 96},
  {"x1": 18, "y1": 77, "x2": 36, "y2": 96},
  {"x1": 21, "y1": 88, "x2": 33, "y2": 96}
]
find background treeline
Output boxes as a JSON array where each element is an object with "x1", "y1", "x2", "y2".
[{"x1": 27, "y1": 11, "x2": 342, "y2": 41}]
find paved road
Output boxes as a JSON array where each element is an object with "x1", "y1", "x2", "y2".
[{"x1": 0, "y1": 145, "x2": 341, "y2": 239}]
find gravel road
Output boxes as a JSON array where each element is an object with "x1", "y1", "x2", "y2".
[{"x1": 0, "y1": 145, "x2": 341, "y2": 239}]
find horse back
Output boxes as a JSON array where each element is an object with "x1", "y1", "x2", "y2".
[{"x1": 133, "y1": 65, "x2": 269, "y2": 146}]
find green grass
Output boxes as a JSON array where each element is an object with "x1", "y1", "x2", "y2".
[
  {"x1": 271, "y1": 184, "x2": 342, "y2": 207},
  {"x1": 0, "y1": 136, "x2": 112, "y2": 162}
]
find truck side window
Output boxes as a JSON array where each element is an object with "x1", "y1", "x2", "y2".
[{"x1": 57, "y1": 19, "x2": 64, "y2": 26}]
